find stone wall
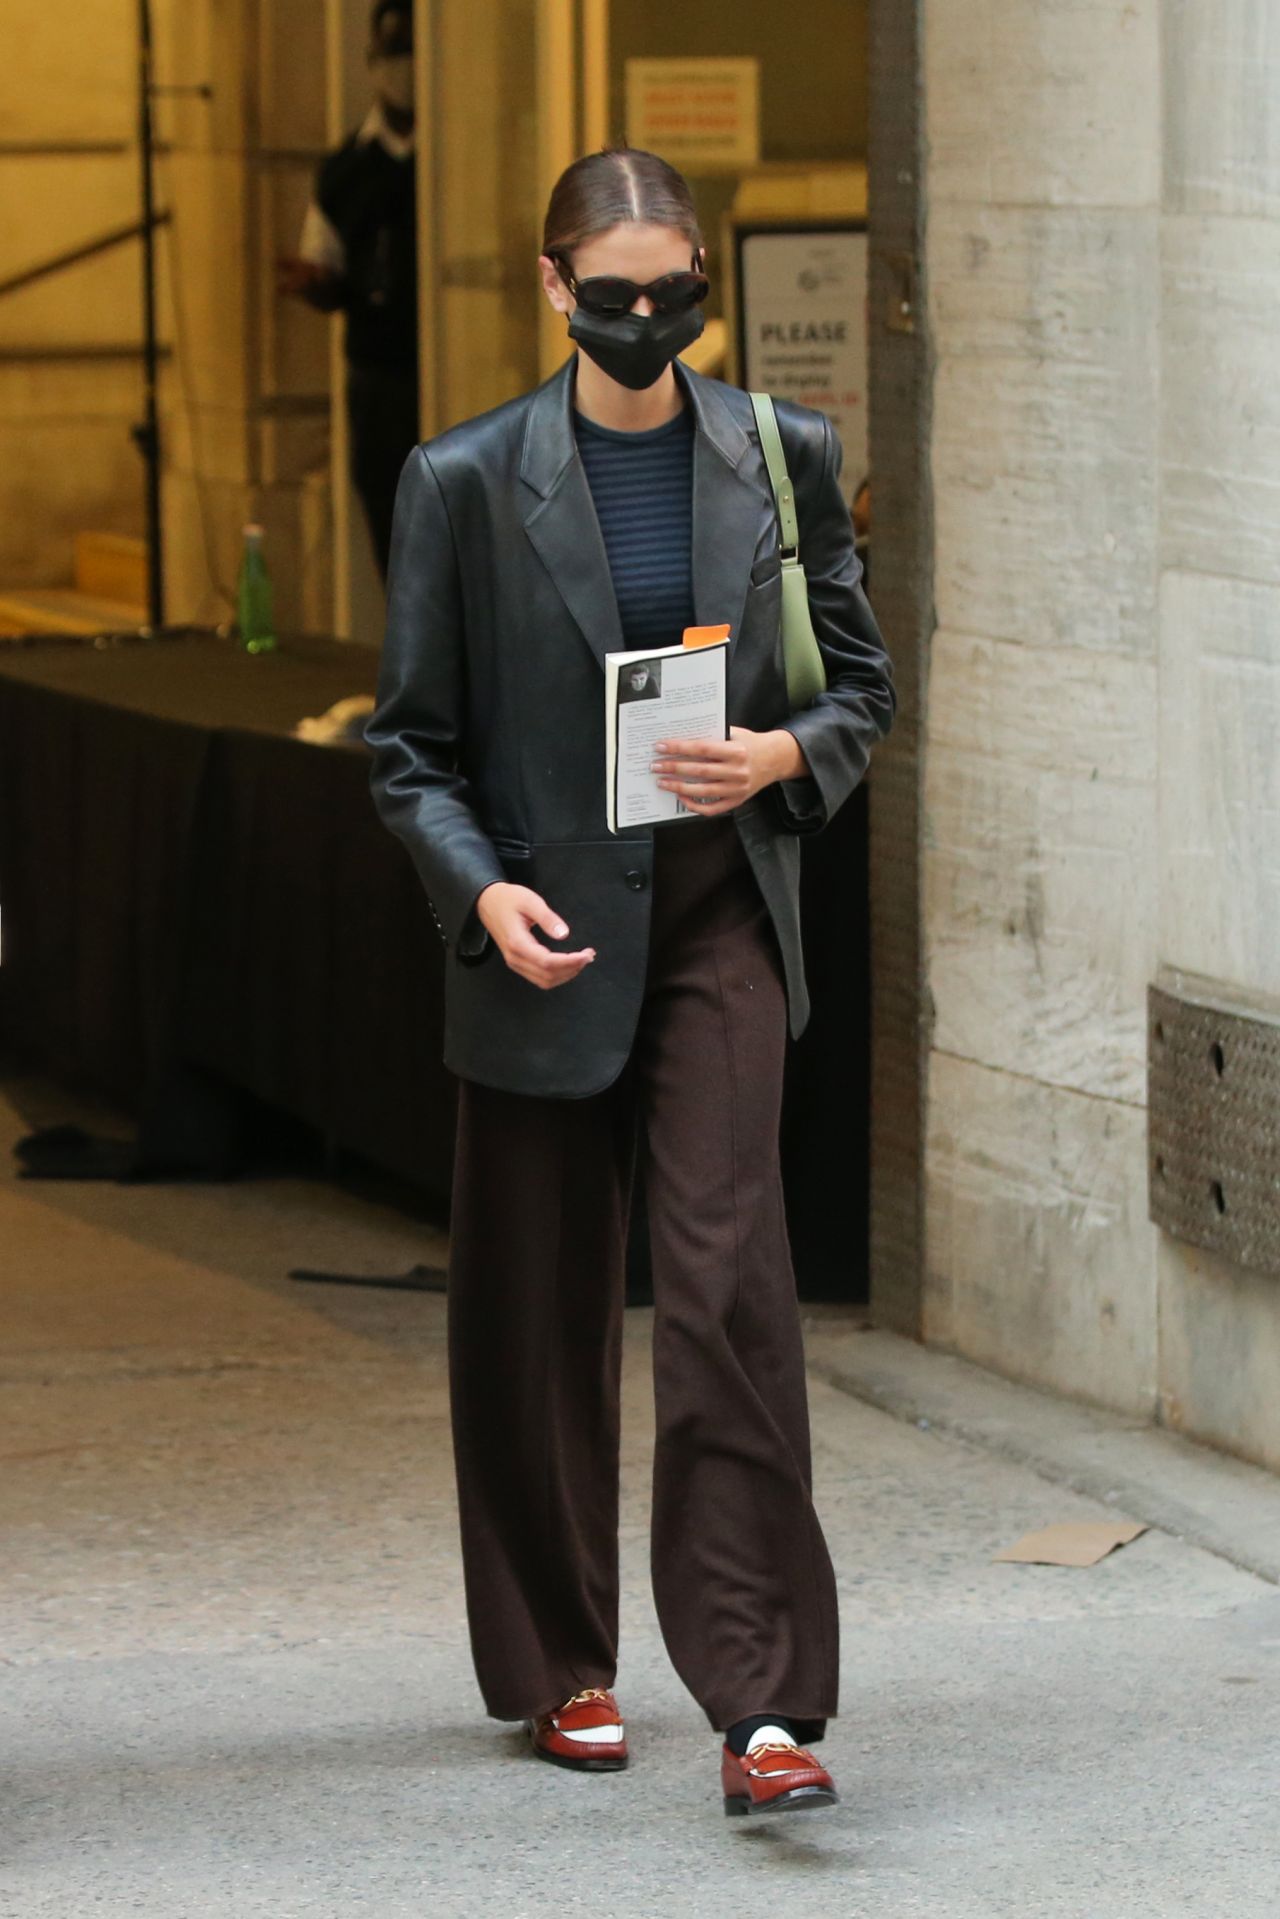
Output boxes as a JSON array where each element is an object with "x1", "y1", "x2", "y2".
[
  {"x1": 922, "y1": 0, "x2": 1280, "y2": 1467},
  {"x1": 1152, "y1": 0, "x2": 1280, "y2": 1468}
]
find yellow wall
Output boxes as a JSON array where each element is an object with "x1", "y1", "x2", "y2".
[
  {"x1": 150, "y1": 0, "x2": 331, "y2": 629},
  {"x1": 0, "y1": 0, "x2": 144, "y2": 585},
  {"x1": 607, "y1": 0, "x2": 869, "y2": 163},
  {"x1": 0, "y1": 0, "x2": 334, "y2": 625},
  {"x1": 0, "y1": 0, "x2": 869, "y2": 611},
  {"x1": 429, "y1": 0, "x2": 543, "y2": 428}
]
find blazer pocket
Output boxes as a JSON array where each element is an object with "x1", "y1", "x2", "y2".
[
  {"x1": 490, "y1": 837, "x2": 535, "y2": 894},
  {"x1": 748, "y1": 553, "x2": 782, "y2": 589}
]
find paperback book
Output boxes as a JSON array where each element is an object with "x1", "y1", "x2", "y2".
[{"x1": 605, "y1": 629, "x2": 730, "y2": 833}]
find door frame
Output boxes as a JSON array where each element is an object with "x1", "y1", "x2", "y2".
[
  {"x1": 865, "y1": 0, "x2": 930, "y2": 1334},
  {"x1": 411, "y1": 0, "x2": 932, "y2": 1331},
  {"x1": 325, "y1": 0, "x2": 387, "y2": 643}
]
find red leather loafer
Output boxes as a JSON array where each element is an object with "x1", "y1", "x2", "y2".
[
  {"x1": 721, "y1": 1739, "x2": 838, "y2": 1817},
  {"x1": 528, "y1": 1687, "x2": 629, "y2": 1771}
]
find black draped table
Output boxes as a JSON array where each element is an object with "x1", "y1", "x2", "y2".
[
  {"x1": 0, "y1": 628, "x2": 870, "y2": 1297},
  {"x1": 0, "y1": 630, "x2": 455, "y2": 1199}
]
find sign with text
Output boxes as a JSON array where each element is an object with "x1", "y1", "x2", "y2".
[
  {"x1": 738, "y1": 224, "x2": 868, "y2": 504},
  {"x1": 625, "y1": 58, "x2": 760, "y2": 170}
]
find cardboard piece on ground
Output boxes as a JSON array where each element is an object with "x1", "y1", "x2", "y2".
[{"x1": 994, "y1": 1520, "x2": 1149, "y2": 1567}]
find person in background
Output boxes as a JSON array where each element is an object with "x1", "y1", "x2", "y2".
[{"x1": 278, "y1": 0, "x2": 419, "y2": 581}]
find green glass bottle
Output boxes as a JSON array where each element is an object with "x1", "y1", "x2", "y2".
[{"x1": 236, "y1": 523, "x2": 277, "y2": 654}]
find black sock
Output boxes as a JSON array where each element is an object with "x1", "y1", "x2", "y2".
[{"x1": 725, "y1": 1713, "x2": 798, "y2": 1756}]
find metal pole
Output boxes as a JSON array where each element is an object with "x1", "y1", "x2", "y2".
[{"x1": 136, "y1": 0, "x2": 164, "y2": 630}]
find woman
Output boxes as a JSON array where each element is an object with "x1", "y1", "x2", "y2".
[{"x1": 365, "y1": 146, "x2": 896, "y2": 1819}]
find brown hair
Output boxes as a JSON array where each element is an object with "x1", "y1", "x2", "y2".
[{"x1": 542, "y1": 146, "x2": 703, "y2": 261}]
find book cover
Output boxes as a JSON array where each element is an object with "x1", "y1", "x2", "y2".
[{"x1": 605, "y1": 633, "x2": 729, "y2": 833}]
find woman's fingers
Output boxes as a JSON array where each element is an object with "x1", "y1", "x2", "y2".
[
  {"x1": 651, "y1": 732, "x2": 765, "y2": 813},
  {"x1": 652, "y1": 737, "x2": 749, "y2": 803},
  {"x1": 655, "y1": 756, "x2": 740, "y2": 783},
  {"x1": 494, "y1": 890, "x2": 596, "y2": 989},
  {"x1": 525, "y1": 896, "x2": 572, "y2": 943},
  {"x1": 654, "y1": 734, "x2": 744, "y2": 757},
  {"x1": 487, "y1": 882, "x2": 594, "y2": 990},
  {"x1": 507, "y1": 933, "x2": 595, "y2": 989},
  {"x1": 508, "y1": 934, "x2": 593, "y2": 968},
  {"x1": 660, "y1": 752, "x2": 740, "y2": 775},
  {"x1": 659, "y1": 769, "x2": 749, "y2": 806}
]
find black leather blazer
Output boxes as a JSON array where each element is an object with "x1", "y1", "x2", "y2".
[{"x1": 365, "y1": 354, "x2": 896, "y2": 1098}]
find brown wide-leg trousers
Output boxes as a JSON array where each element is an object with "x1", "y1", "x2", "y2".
[{"x1": 446, "y1": 812, "x2": 840, "y2": 1742}]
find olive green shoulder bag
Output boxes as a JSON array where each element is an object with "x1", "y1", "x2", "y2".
[{"x1": 748, "y1": 391, "x2": 829, "y2": 710}]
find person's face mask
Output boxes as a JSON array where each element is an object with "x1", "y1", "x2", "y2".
[
  {"x1": 373, "y1": 54, "x2": 415, "y2": 114},
  {"x1": 568, "y1": 304, "x2": 705, "y2": 392}
]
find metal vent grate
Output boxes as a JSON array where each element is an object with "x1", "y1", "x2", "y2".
[{"x1": 1147, "y1": 983, "x2": 1280, "y2": 1276}]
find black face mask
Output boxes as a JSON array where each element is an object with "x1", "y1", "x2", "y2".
[{"x1": 568, "y1": 304, "x2": 705, "y2": 391}]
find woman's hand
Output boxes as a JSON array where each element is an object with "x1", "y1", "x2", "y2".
[
  {"x1": 650, "y1": 727, "x2": 810, "y2": 816},
  {"x1": 476, "y1": 882, "x2": 596, "y2": 990}
]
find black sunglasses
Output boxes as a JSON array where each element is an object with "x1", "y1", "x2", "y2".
[{"x1": 551, "y1": 253, "x2": 709, "y2": 318}]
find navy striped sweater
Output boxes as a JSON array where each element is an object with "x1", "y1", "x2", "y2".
[{"x1": 573, "y1": 404, "x2": 695, "y2": 650}]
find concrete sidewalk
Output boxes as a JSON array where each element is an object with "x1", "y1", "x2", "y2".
[{"x1": 3, "y1": 1070, "x2": 1277, "y2": 1918}]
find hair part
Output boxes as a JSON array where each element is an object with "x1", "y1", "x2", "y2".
[{"x1": 542, "y1": 146, "x2": 703, "y2": 261}]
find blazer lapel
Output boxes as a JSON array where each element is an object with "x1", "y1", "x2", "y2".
[
  {"x1": 678, "y1": 363, "x2": 763, "y2": 657},
  {"x1": 521, "y1": 361, "x2": 625, "y2": 674},
  {"x1": 520, "y1": 356, "x2": 765, "y2": 677}
]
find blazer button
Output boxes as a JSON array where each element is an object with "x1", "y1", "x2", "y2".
[{"x1": 624, "y1": 868, "x2": 648, "y2": 891}]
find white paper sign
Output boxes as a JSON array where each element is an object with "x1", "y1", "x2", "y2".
[
  {"x1": 626, "y1": 58, "x2": 760, "y2": 169},
  {"x1": 740, "y1": 227, "x2": 869, "y2": 503}
]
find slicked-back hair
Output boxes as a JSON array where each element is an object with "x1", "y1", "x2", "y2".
[{"x1": 542, "y1": 146, "x2": 703, "y2": 262}]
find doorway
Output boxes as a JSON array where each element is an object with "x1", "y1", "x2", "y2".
[
  {"x1": 322, "y1": 0, "x2": 394, "y2": 646},
  {"x1": 416, "y1": 0, "x2": 868, "y2": 426},
  {"x1": 411, "y1": 0, "x2": 926, "y2": 1318}
]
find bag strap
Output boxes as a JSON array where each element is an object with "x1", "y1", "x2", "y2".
[{"x1": 748, "y1": 392, "x2": 800, "y2": 557}]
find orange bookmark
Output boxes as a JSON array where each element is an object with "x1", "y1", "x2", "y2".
[{"x1": 682, "y1": 623, "x2": 730, "y2": 649}]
